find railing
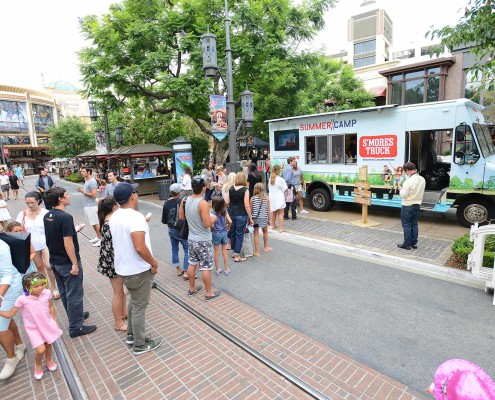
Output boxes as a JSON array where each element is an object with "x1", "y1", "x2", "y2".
[{"x1": 467, "y1": 223, "x2": 495, "y2": 304}]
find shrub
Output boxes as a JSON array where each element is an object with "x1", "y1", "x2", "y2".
[
  {"x1": 64, "y1": 172, "x2": 84, "y2": 183},
  {"x1": 451, "y1": 232, "x2": 495, "y2": 268}
]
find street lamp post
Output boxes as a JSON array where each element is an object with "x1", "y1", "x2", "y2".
[{"x1": 201, "y1": 1, "x2": 254, "y2": 172}]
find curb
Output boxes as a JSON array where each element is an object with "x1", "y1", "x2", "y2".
[{"x1": 270, "y1": 230, "x2": 485, "y2": 289}]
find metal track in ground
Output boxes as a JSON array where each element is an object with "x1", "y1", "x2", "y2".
[{"x1": 152, "y1": 282, "x2": 331, "y2": 400}]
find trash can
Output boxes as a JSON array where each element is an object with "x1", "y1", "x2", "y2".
[{"x1": 156, "y1": 179, "x2": 172, "y2": 200}]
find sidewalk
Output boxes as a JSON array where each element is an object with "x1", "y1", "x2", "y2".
[{"x1": 1, "y1": 178, "x2": 424, "y2": 399}]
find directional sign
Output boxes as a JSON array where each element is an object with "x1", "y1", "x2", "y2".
[
  {"x1": 353, "y1": 189, "x2": 371, "y2": 197},
  {"x1": 354, "y1": 196, "x2": 371, "y2": 206},
  {"x1": 354, "y1": 181, "x2": 371, "y2": 190}
]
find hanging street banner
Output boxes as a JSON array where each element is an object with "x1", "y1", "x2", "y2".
[{"x1": 210, "y1": 95, "x2": 228, "y2": 142}]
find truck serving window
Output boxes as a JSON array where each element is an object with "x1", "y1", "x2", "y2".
[
  {"x1": 473, "y1": 123, "x2": 495, "y2": 158},
  {"x1": 454, "y1": 124, "x2": 480, "y2": 165}
]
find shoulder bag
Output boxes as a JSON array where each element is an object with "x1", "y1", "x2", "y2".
[
  {"x1": 252, "y1": 199, "x2": 264, "y2": 228},
  {"x1": 179, "y1": 197, "x2": 189, "y2": 240}
]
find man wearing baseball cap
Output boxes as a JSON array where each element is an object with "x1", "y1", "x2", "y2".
[
  {"x1": 161, "y1": 183, "x2": 189, "y2": 277},
  {"x1": 109, "y1": 182, "x2": 162, "y2": 355}
]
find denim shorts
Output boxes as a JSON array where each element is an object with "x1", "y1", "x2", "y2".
[{"x1": 212, "y1": 231, "x2": 228, "y2": 246}]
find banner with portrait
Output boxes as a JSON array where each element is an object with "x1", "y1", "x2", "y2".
[
  {"x1": 32, "y1": 104, "x2": 54, "y2": 134},
  {"x1": 210, "y1": 95, "x2": 228, "y2": 142},
  {"x1": 0, "y1": 100, "x2": 29, "y2": 133},
  {"x1": 95, "y1": 130, "x2": 107, "y2": 154}
]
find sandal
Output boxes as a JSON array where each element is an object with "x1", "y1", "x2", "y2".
[
  {"x1": 234, "y1": 257, "x2": 247, "y2": 262},
  {"x1": 114, "y1": 321, "x2": 127, "y2": 332},
  {"x1": 52, "y1": 290, "x2": 60, "y2": 300}
]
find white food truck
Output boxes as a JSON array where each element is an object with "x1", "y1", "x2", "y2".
[{"x1": 266, "y1": 99, "x2": 495, "y2": 227}]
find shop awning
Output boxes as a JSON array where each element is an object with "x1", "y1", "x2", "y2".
[
  {"x1": 369, "y1": 87, "x2": 387, "y2": 97},
  {"x1": 76, "y1": 144, "x2": 172, "y2": 159},
  {"x1": 48, "y1": 158, "x2": 68, "y2": 163}
]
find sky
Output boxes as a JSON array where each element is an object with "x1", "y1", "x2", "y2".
[{"x1": 0, "y1": 0, "x2": 468, "y2": 91}]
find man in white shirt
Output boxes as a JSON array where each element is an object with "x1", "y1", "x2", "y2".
[
  {"x1": 397, "y1": 162, "x2": 426, "y2": 250},
  {"x1": 0, "y1": 170, "x2": 10, "y2": 200},
  {"x1": 78, "y1": 167, "x2": 101, "y2": 247},
  {"x1": 109, "y1": 182, "x2": 162, "y2": 355}
]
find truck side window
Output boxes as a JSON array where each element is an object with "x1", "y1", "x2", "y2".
[{"x1": 454, "y1": 124, "x2": 480, "y2": 165}]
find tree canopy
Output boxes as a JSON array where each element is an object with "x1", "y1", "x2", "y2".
[
  {"x1": 428, "y1": 0, "x2": 495, "y2": 90},
  {"x1": 79, "y1": 0, "x2": 373, "y2": 160},
  {"x1": 48, "y1": 117, "x2": 95, "y2": 158}
]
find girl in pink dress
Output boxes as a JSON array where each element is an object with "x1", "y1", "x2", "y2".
[{"x1": 0, "y1": 272, "x2": 62, "y2": 380}]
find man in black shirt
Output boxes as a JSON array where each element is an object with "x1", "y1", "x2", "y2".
[{"x1": 44, "y1": 187, "x2": 96, "y2": 338}]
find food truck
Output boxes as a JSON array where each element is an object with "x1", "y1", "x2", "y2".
[{"x1": 266, "y1": 99, "x2": 495, "y2": 227}]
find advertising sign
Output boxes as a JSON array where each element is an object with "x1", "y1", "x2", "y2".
[
  {"x1": 210, "y1": 95, "x2": 227, "y2": 142},
  {"x1": 32, "y1": 104, "x2": 54, "y2": 134},
  {"x1": 0, "y1": 135, "x2": 31, "y2": 145},
  {"x1": 175, "y1": 151, "x2": 193, "y2": 184},
  {"x1": 95, "y1": 130, "x2": 107, "y2": 154},
  {"x1": 0, "y1": 100, "x2": 29, "y2": 133},
  {"x1": 359, "y1": 135, "x2": 397, "y2": 159}
]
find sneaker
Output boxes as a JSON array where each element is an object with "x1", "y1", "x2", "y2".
[
  {"x1": 15, "y1": 343, "x2": 26, "y2": 361},
  {"x1": 223, "y1": 270, "x2": 231, "y2": 276},
  {"x1": 215, "y1": 268, "x2": 224, "y2": 276},
  {"x1": 84, "y1": 311, "x2": 89, "y2": 320},
  {"x1": 133, "y1": 337, "x2": 162, "y2": 355},
  {"x1": 0, "y1": 357, "x2": 19, "y2": 380},
  {"x1": 89, "y1": 237, "x2": 99, "y2": 243},
  {"x1": 300, "y1": 210, "x2": 309, "y2": 214},
  {"x1": 92, "y1": 240, "x2": 101, "y2": 247},
  {"x1": 126, "y1": 334, "x2": 134, "y2": 345},
  {"x1": 69, "y1": 325, "x2": 97, "y2": 338}
]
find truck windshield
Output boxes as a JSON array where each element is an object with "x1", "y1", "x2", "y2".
[{"x1": 473, "y1": 123, "x2": 495, "y2": 157}]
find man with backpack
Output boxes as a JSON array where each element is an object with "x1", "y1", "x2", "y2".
[{"x1": 161, "y1": 183, "x2": 189, "y2": 277}]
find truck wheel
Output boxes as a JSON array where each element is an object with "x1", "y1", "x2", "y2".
[
  {"x1": 456, "y1": 198, "x2": 494, "y2": 227},
  {"x1": 310, "y1": 188, "x2": 332, "y2": 211}
]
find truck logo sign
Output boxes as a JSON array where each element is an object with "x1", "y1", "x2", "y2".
[{"x1": 359, "y1": 135, "x2": 397, "y2": 158}]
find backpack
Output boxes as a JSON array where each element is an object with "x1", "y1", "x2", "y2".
[{"x1": 166, "y1": 199, "x2": 184, "y2": 229}]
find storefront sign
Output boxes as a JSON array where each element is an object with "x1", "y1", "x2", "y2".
[
  {"x1": 0, "y1": 100, "x2": 29, "y2": 133},
  {"x1": 359, "y1": 135, "x2": 397, "y2": 158},
  {"x1": 0, "y1": 135, "x2": 31, "y2": 145}
]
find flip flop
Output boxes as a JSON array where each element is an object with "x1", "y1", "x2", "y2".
[
  {"x1": 188, "y1": 285, "x2": 204, "y2": 296},
  {"x1": 52, "y1": 290, "x2": 60, "y2": 300},
  {"x1": 114, "y1": 321, "x2": 127, "y2": 332},
  {"x1": 234, "y1": 257, "x2": 247, "y2": 262},
  {"x1": 177, "y1": 269, "x2": 184, "y2": 276},
  {"x1": 205, "y1": 290, "x2": 221, "y2": 301}
]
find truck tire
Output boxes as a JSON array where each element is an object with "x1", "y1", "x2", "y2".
[
  {"x1": 456, "y1": 198, "x2": 494, "y2": 227},
  {"x1": 310, "y1": 188, "x2": 332, "y2": 212}
]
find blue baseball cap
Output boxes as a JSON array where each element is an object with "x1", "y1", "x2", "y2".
[{"x1": 113, "y1": 182, "x2": 139, "y2": 204}]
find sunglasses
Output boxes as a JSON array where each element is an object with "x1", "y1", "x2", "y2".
[{"x1": 192, "y1": 177, "x2": 204, "y2": 183}]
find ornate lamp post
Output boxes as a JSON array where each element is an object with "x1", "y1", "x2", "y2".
[
  {"x1": 200, "y1": 0, "x2": 254, "y2": 171},
  {"x1": 115, "y1": 126, "x2": 124, "y2": 147},
  {"x1": 88, "y1": 100, "x2": 111, "y2": 153}
]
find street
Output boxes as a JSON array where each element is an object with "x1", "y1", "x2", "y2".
[{"x1": 38, "y1": 176, "x2": 495, "y2": 395}]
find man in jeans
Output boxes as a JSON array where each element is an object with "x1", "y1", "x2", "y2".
[
  {"x1": 397, "y1": 162, "x2": 426, "y2": 250},
  {"x1": 161, "y1": 183, "x2": 188, "y2": 277},
  {"x1": 78, "y1": 167, "x2": 101, "y2": 247},
  {"x1": 110, "y1": 182, "x2": 162, "y2": 355},
  {"x1": 35, "y1": 169, "x2": 55, "y2": 209},
  {"x1": 282, "y1": 156, "x2": 297, "y2": 220},
  {"x1": 43, "y1": 187, "x2": 96, "y2": 338}
]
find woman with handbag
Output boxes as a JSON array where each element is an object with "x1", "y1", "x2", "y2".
[
  {"x1": 225, "y1": 172, "x2": 253, "y2": 262},
  {"x1": 268, "y1": 165, "x2": 288, "y2": 233},
  {"x1": 16, "y1": 191, "x2": 59, "y2": 299},
  {"x1": 250, "y1": 183, "x2": 271, "y2": 255}
]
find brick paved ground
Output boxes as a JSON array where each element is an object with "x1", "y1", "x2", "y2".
[
  {"x1": 141, "y1": 193, "x2": 454, "y2": 266},
  {"x1": 1, "y1": 179, "x2": 424, "y2": 399}
]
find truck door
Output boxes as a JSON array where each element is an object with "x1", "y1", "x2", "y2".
[{"x1": 450, "y1": 124, "x2": 483, "y2": 190}]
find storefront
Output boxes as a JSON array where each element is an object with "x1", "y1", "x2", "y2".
[{"x1": 77, "y1": 144, "x2": 172, "y2": 195}]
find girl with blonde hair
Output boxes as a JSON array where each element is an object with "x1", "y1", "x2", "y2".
[
  {"x1": 250, "y1": 183, "x2": 271, "y2": 255},
  {"x1": 268, "y1": 165, "x2": 287, "y2": 233}
]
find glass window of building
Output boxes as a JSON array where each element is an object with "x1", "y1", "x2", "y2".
[
  {"x1": 464, "y1": 70, "x2": 482, "y2": 101},
  {"x1": 387, "y1": 66, "x2": 443, "y2": 105},
  {"x1": 354, "y1": 39, "x2": 376, "y2": 55},
  {"x1": 354, "y1": 56, "x2": 376, "y2": 68}
]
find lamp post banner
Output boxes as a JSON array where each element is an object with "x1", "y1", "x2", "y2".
[
  {"x1": 210, "y1": 95, "x2": 228, "y2": 141},
  {"x1": 95, "y1": 130, "x2": 107, "y2": 154}
]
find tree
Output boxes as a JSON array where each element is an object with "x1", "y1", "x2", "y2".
[
  {"x1": 48, "y1": 117, "x2": 95, "y2": 158},
  {"x1": 428, "y1": 0, "x2": 495, "y2": 90}
]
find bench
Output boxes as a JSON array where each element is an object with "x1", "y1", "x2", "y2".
[{"x1": 467, "y1": 223, "x2": 495, "y2": 304}]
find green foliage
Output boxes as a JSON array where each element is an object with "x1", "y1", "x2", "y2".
[
  {"x1": 48, "y1": 117, "x2": 95, "y2": 158},
  {"x1": 64, "y1": 172, "x2": 84, "y2": 183},
  {"x1": 428, "y1": 0, "x2": 495, "y2": 91},
  {"x1": 451, "y1": 232, "x2": 495, "y2": 268},
  {"x1": 77, "y1": 0, "x2": 377, "y2": 161}
]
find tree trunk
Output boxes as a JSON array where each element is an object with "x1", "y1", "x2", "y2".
[{"x1": 213, "y1": 139, "x2": 230, "y2": 164}]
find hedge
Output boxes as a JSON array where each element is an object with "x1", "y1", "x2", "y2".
[
  {"x1": 451, "y1": 232, "x2": 495, "y2": 268},
  {"x1": 64, "y1": 172, "x2": 84, "y2": 183}
]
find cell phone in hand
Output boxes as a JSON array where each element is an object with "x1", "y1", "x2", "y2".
[{"x1": 145, "y1": 212, "x2": 152, "y2": 219}]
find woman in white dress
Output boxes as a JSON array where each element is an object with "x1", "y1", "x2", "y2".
[
  {"x1": 268, "y1": 165, "x2": 287, "y2": 233},
  {"x1": 16, "y1": 191, "x2": 59, "y2": 299},
  {"x1": 180, "y1": 166, "x2": 193, "y2": 196}
]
